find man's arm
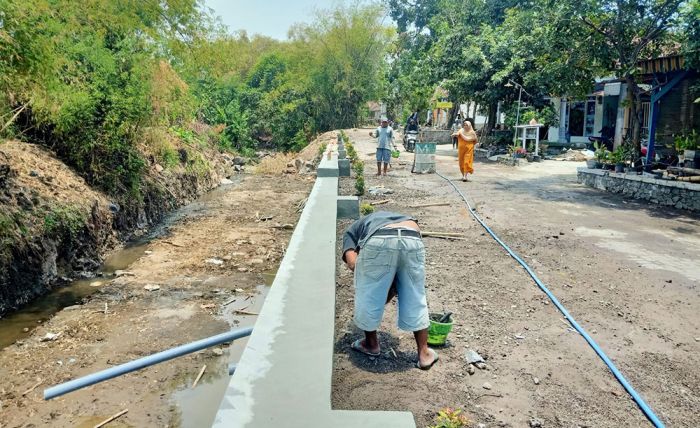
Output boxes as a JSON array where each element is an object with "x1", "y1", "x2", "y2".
[
  {"x1": 344, "y1": 250, "x2": 358, "y2": 272},
  {"x1": 342, "y1": 222, "x2": 361, "y2": 265}
]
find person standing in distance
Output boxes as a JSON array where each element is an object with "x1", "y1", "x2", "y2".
[{"x1": 369, "y1": 117, "x2": 394, "y2": 177}]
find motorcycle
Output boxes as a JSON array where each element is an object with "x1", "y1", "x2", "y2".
[{"x1": 403, "y1": 130, "x2": 419, "y2": 153}]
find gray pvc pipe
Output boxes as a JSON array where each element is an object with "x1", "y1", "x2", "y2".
[{"x1": 44, "y1": 327, "x2": 253, "y2": 400}]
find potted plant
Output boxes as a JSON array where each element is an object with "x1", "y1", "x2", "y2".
[
  {"x1": 611, "y1": 146, "x2": 626, "y2": 173},
  {"x1": 678, "y1": 130, "x2": 699, "y2": 166},
  {"x1": 593, "y1": 141, "x2": 609, "y2": 169},
  {"x1": 526, "y1": 143, "x2": 535, "y2": 162},
  {"x1": 515, "y1": 147, "x2": 527, "y2": 159},
  {"x1": 675, "y1": 134, "x2": 688, "y2": 164}
]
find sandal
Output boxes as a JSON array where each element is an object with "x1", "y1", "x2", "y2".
[
  {"x1": 351, "y1": 339, "x2": 381, "y2": 357},
  {"x1": 416, "y1": 349, "x2": 439, "y2": 370}
]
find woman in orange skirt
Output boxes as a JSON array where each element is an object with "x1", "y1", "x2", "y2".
[{"x1": 452, "y1": 120, "x2": 478, "y2": 181}]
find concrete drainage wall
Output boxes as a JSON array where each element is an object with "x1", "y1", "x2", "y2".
[
  {"x1": 213, "y1": 151, "x2": 415, "y2": 427},
  {"x1": 577, "y1": 168, "x2": 700, "y2": 211}
]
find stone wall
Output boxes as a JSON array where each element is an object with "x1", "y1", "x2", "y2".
[{"x1": 577, "y1": 168, "x2": 700, "y2": 211}]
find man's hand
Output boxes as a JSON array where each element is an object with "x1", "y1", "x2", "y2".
[{"x1": 344, "y1": 250, "x2": 358, "y2": 272}]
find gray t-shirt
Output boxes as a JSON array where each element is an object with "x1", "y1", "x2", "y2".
[
  {"x1": 342, "y1": 211, "x2": 417, "y2": 261},
  {"x1": 373, "y1": 126, "x2": 394, "y2": 149}
]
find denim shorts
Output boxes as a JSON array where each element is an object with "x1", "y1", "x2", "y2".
[
  {"x1": 353, "y1": 230, "x2": 430, "y2": 332},
  {"x1": 376, "y1": 148, "x2": 391, "y2": 163}
]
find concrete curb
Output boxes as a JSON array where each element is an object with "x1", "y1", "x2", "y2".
[{"x1": 213, "y1": 151, "x2": 415, "y2": 427}]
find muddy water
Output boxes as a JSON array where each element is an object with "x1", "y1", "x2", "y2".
[
  {"x1": 0, "y1": 180, "x2": 246, "y2": 351},
  {"x1": 0, "y1": 241, "x2": 149, "y2": 349},
  {"x1": 172, "y1": 283, "x2": 272, "y2": 428}
]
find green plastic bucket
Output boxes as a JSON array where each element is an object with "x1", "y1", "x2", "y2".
[{"x1": 427, "y1": 313, "x2": 453, "y2": 346}]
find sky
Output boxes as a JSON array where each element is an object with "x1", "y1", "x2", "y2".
[{"x1": 204, "y1": 0, "x2": 331, "y2": 40}]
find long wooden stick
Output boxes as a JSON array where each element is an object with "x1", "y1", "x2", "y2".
[
  {"x1": 409, "y1": 202, "x2": 450, "y2": 208},
  {"x1": 21, "y1": 379, "x2": 42, "y2": 396},
  {"x1": 94, "y1": 409, "x2": 128, "y2": 428},
  {"x1": 191, "y1": 365, "x2": 207, "y2": 389},
  {"x1": 233, "y1": 309, "x2": 259, "y2": 316},
  {"x1": 422, "y1": 231, "x2": 464, "y2": 237},
  {"x1": 423, "y1": 235, "x2": 467, "y2": 241},
  {"x1": 370, "y1": 199, "x2": 391, "y2": 206}
]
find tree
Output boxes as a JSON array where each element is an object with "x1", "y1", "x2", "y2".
[
  {"x1": 569, "y1": 0, "x2": 688, "y2": 152},
  {"x1": 289, "y1": 4, "x2": 394, "y2": 130}
]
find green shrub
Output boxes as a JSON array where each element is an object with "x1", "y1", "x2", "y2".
[
  {"x1": 360, "y1": 202, "x2": 374, "y2": 215},
  {"x1": 43, "y1": 205, "x2": 85, "y2": 239},
  {"x1": 355, "y1": 175, "x2": 365, "y2": 195},
  {"x1": 346, "y1": 142, "x2": 358, "y2": 162},
  {"x1": 352, "y1": 159, "x2": 364, "y2": 176},
  {"x1": 318, "y1": 143, "x2": 328, "y2": 158},
  {"x1": 428, "y1": 408, "x2": 470, "y2": 428}
]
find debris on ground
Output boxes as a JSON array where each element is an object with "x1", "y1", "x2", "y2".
[
  {"x1": 205, "y1": 258, "x2": 224, "y2": 266},
  {"x1": 465, "y1": 349, "x2": 485, "y2": 364},
  {"x1": 39, "y1": 332, "x2": 60, "y2": 342},
  {"x1": 368, "y1": 186, "x2": 394, "y2": 195},
  {"x1": 143, "y1": 284, "x2": 161, "y2": 291},
  {"x1": 529, "y1": 417, "x2": 544, "y2": 427},
  {"x1": 552, "y1": 149, "x2": 593, "y2": 161},
  {"x1": 114, "y1": 270, "x2": 135, "y2": 277}
]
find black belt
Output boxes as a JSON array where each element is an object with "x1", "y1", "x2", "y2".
[{"x1": 372, "y1": 228, "x2": 421, "y2": 238}]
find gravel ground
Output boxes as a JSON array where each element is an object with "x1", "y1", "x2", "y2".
[{"x1": 332, "y1": 128, "x2": 700, "y2": 428}]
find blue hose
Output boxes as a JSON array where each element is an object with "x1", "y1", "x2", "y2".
[
  {"x1": 44, "y1": 327, "x2": 253, "y2": 400},
  {"x1": 435, "y1": 171, "x2": 665, "y2": 428}
]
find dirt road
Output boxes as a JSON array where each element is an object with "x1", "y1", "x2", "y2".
[
  {"x1": 0, "y1": 174, "x2": 312, "y2": 428},
  {"x1": 332, "y1": 129, "x2": 700, "y2": 427}
]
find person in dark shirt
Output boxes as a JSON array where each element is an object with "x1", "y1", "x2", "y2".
[
  {"x1": 342, "y1": 211, "x2": 438, "y2": 370},
  {"x1": 405, "y1": 110, "x2": 419, "y2": 133}
]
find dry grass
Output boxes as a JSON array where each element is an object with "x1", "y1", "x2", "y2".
[
  {"x1": 255, "y1": 130, "x2": 339, "y2": 175},
  {"x1": 297, "y1": 130, "x2": 337, "y2": 161},
  {"x1": 0, "y1": 140, "x2": 109, "y2": 209},
  {"x1": 254, "y1": 152, "x2": 297, "y2": 175}
]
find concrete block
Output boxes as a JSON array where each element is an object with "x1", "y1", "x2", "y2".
[
  {"x1": 338, "y1": 159, "x2": 351, "y2": 177},
  {"x1": 317, "y1": 168, "x2": 339, "y2": 177},
  {"x1": 337, "y1": 196, "x2": 359, "y2": 219}
]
